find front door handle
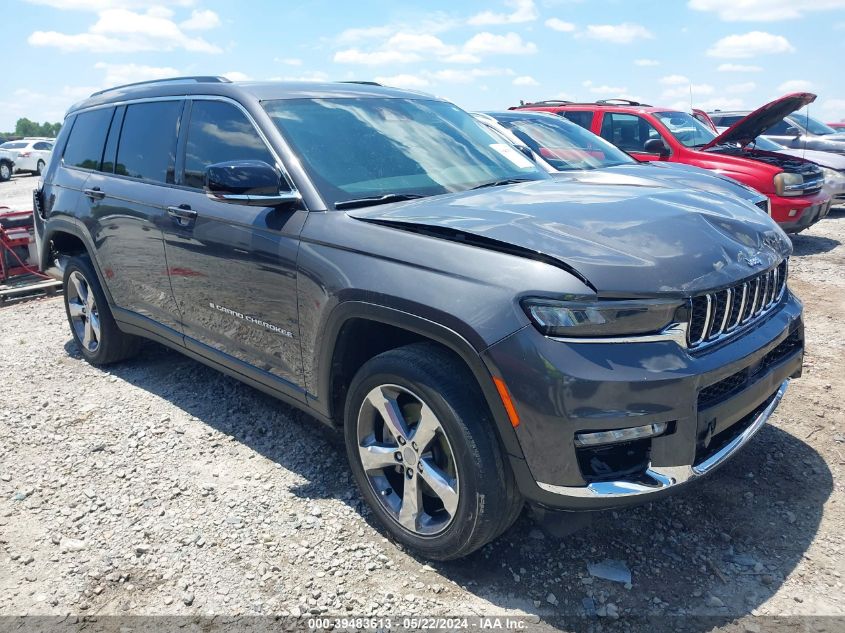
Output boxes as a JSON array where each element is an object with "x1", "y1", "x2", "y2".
[
  {"x1": 83, "y1": 187, "x2": 105, "y2": 200},
  {"x1": 167, "y1": 205, "x2": 198, "y2": 226}
]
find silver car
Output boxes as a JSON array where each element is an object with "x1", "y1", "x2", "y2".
[{"x1": 0, "y1": 138, "x2": 54, "y2": 175}]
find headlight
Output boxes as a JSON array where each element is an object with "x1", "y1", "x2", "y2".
[
  {"x1": 773, "y1": 172, "x2": 803, "y2": 197},
  {"x1": 522, "y1": 298, "x2": 683, "y2": 338}
]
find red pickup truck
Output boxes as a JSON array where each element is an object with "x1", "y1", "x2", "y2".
[{"x1": 512, "y1": 93, "x2": 831, "y2": 232}]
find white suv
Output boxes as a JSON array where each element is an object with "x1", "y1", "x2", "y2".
[{"x1": 0, "y1": 138, "x2": 54, "y2": 175}]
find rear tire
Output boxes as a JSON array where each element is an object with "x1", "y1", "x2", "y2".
[
  {"x1": 63, "y1": 255, "x2": 140, "y2": 365},
  {"x1": 0, "y1": 162, "x2": 11, "y2": 182},
  {"x1": 344, "y1": 342, "x2": 522, "y2": 560}
]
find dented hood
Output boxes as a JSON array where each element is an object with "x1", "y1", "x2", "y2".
[
  {"x1": 347, "y1": 179, "x2": 791, "y2": 298},
  {"x1": 703, "y1": 92, "x2": 817, "y2": 149}
]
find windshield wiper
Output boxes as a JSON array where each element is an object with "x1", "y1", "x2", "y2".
[
  {"x1": 335, "y1": 193, "x2": 425, "y2": 210},
  {"x1": 470, "y1": 177, "x2": 535, "y2": 190}
]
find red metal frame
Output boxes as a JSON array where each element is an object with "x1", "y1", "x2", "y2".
[{"x1": 0, "y1": 207, "x2": 40, "y2": 282}]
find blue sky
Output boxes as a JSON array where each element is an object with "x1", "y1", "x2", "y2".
[{"x1": 3, "y1": 0, "x2": 845, "y2": 131}]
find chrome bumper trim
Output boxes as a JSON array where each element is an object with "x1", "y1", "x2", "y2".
[{"x1": 536, "y1": 379, "x2": 789, "y2": 499}]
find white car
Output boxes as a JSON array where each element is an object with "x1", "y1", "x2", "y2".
[{"x1": 0, "y1": 138, "x2": 54, "y2": 175}]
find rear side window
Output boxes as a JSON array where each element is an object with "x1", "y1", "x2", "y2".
[
  {"x1": 33, "y1": 142, "x2": 52, "y2": 150},
  {"x1": 63, "y1": 108, "x2": 114, "y2": 170},
  {"x1": 766, "y1": 119, "x2": 794, "y2": 135},
  {"x1": 599, "y1": 113, "x2": 662, "y2": 152},
  {"x1": 116, "y1": 101, "x2": 182, "y2": 183},
  {"x1": 183, "y1": 100, "x2": 276, "y2": 189},
  {"x1": 560, "y1": 111, "x2": 593, "y2": 130}
]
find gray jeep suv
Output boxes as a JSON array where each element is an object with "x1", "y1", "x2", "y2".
[{"x1": 34, "y1": 77, "x2": 803, "y2": 559}]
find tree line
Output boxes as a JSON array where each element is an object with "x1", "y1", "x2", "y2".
[{"x1": 1, "y1": 118, "x2": 62, "y2": 142}]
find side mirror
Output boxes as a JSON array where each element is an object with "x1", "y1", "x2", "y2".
[
  {"x1": 643, "y1": 138, "x2": 670, "y2": 157},
  {"x1": 205, "y1": 160, "x2": 300, "y2": 207}
]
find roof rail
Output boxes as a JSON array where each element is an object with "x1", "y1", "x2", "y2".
[
  {"x1": 520, "y1": 99, "x2": 573, "y2": 107},
  {"x1": 341, "y1": 81, "x2": 383, "y2": 86},
  {"x1": 595, "y1": 98, "x2": 652, "y2": 107},
  {"x1": 89, "y1": 76, "x2": 231, "y2": 98}
]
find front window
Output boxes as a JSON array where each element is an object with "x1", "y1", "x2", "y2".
[
  {"x1": 653, "y1": 111, "x2": 717, "y2": 148},
  {"x1": 262, "y1": 98, "x2": 546, "y2": 207},
  {"x1": 502, "y1": 115, "x2": 634, "y2": 171},
  {"x1": 790, "y1": 114, "x2": 837, "y2": 136}
]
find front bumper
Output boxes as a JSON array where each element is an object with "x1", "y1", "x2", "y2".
[
  {"x1": 769, "y1": 192, "x2": 832, "y2": 232},
  {"x1": 484, "y1": 291, "x2": 803, "y2": 511}
]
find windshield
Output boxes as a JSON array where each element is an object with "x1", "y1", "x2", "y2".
[
  {"x1": 262, "y1": 98, "x2": 546, "y2": 207},
  {"x1": 499, "y1": 115, "x2": 634, "y2": 171},
  {"x1": 749, "y1": 136, "x2": 786, "y2": 151},
  {"x1": 791, "y1": 113, "x2": 837, "y2": 136},
  {"x1": 654, "y1": 111, "x2": 717, "y2": 148}
]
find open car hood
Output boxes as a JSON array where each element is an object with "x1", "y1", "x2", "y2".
[
  {"x1": 703, "y1": 92, "x2": 817, "y2": 150},
  {"x1": 346, "y1": 180, "x2": 791, "y2": 297}
]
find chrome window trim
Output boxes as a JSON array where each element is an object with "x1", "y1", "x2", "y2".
[{"x1": 67, "y1": 94, "x2": 302, "y2": 201}]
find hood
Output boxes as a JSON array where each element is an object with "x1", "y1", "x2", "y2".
[
  {"x1": 770, "y1": 146, "x2": 845, "y2": 170},
  {"x1": 704, "y1": 93, "x2": 817, "y2": 150},
  {"x1": 346, "y1": 180, "x2": 790, "y2": 298}
]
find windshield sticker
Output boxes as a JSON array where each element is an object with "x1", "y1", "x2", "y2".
[{"x1": 489, "y1": 143, "x2": 534, "y2": 169}]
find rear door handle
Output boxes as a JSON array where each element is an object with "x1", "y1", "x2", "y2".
[
  {"x1": 167, "y1": 205, "x2": 198, "y2": 226},
  {"x1": 83, "y1": 187, "x2": 105, "y2": 200}
]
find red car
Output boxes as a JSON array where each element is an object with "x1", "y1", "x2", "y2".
[
  {"x1": 829, "y1": 122, "x2": 845, "y2": 131},
  {"x1": 512, "y1": 94, "x2": 831, "y2": 232}
]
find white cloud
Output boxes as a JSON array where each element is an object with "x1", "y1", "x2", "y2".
[
  {"x1": 25, "y1": 0, "x2": 194, "y2": 9},
  {"x1": 333, "y1": 48, "x2": 421, "y2": 65},
  {"x1": 442, "y1": 52, "x2": 482, "y2": 64},
  {"x1": 275, "y1": 57, "x2": 302, "y2": 66},
  {"x1": 717, "y1": 63, "x2": 763, "y2": 72},
  {"x1": 545, "y1": 18, "x2": 576, "y2": 32},
  {"x1": 634, "y1": 58, "x2": 660, "y2": 66},
  {"x1": 335, "y1": 25, "x2": 395, "y2": 45},
  {"x1": 468, "y1": 0, "x2": 538, "y2": 26},
  {"x1": 430, "y1": 68, "x2": 515, "y2": 84},
  {"x1": 778, "y1": 79, "x2": 814, "y2": 92},
  {"x1": 513, "y1": 75, "x2": 539, "y2": 86},
  {"x1": 706, "y1": 31, "x2": 794, "y2": 58},
  {"x1": 180, "y1": 9, "x2": 220, "y2": 31},
  {"x1": 279, "y1": 71, "x2": 330, "y2": 82},
  {"x1": 386, "y1": 32, "x2": 452, "y2": 55},
  {"x1": 94, "y1": 62, "x2": 180, "y2": 86},
  {"x1": 222, "y1": 71, "x2": 251, "y2": 82},
  {"x1": 819, "y1": 99, "x2": 845, "y2": 119},
  {"x1": 463, "y1": 32, "x2": 537, "y2": 55},
  {"x1": 374, "y1": 74, "x2": 430, "y2": 89},
  {"x1": 663, "y1": 83, "x2": 714, "y2": 99},
  {"x1": 583, "y1": 23, "x2": 652, "y2": 44},
  {"x1": 726, "y1": 81, "x2": 757, "y2": 93},
  {"x1": 688, "y1": 0, "x2": 845, "y2": 22},
  {"x1": 660, "y1": 74, "x2": 690, "y2": 85},
  {"x1": 582, "y1": 79, "x2": 627, "y2": 95},
  {"x1": 28, "y1": 7, "x2": 222, "y2": 53}
]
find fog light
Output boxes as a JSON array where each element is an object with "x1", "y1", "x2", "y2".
[
  {"x1": 574, "y1": 422, "x2": 668, "y2": 447},
  {"x1": 788, "y1": 209, "x2": 798, "y2": 217}
]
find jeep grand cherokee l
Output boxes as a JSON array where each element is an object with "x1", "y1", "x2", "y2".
[
  {"x1": 513, "y1": 94, "x2": 831, "y2": 232},
  {"x1": 35, "y1": 77, "x2": 803, "y2": 559}
]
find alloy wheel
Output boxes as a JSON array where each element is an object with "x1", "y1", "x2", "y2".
[
  {"x1": 356, "y1": 384, "x2": 460, "y2": 536},
  {"x1": 66, "y1": 270, "x2": 101, "y2": 352}
]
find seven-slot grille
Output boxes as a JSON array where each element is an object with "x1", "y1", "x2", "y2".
[{"x1": 687, "y1": 260, "x2": 788, "y2": 348}]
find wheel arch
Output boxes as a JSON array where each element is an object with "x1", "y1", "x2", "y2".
[
  {"x1": 41, "y1": 218, "x2": 115, "y2": 306},
  {"x1": 313, "y1": 301, "x2": 525, "y2": 460}
]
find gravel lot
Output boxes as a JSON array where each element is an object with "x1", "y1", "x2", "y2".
[{"x1": 1, "y1": 173, "x2": 844, "y2": 629}]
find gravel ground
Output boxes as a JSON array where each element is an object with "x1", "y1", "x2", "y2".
[{"x1": 1, "y1": 173, "x2": 844, "y2": 630}]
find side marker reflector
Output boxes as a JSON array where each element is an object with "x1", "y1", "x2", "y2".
[{"x1": 493, "y1": 377, "x2": 520, "y2": 428}]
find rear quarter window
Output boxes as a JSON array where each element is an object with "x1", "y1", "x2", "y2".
[
  {"x1": 62, "y1": 108, "x2": 114, "y2": 170},
  {"x1": 115, "y1": 101, "x2": 182, "y2": 183}
]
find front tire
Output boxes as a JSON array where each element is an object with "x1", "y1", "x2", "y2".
[
  {"x1": 344, "y1": 343, "x2": 522, "y2": 560},
  {"x1": 36, "y1": 160, "x2": 45, "y2": 176},
  {"x1": 0, "y1": 162, "x2": 11, "y2": 182},
  {"x1": 63, "y1": 255, "x2": 140, "y2": 365}
]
